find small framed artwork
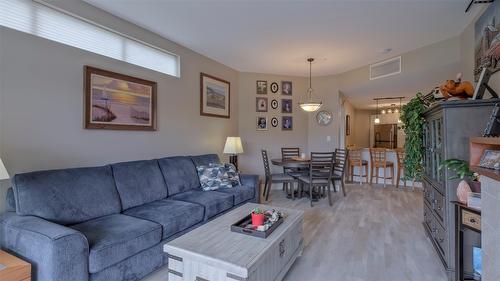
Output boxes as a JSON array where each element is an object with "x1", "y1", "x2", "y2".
[
  {"x1": 257, "y1": 116, "x2": 268, "y2": 131},
  {"x1": 346, "y1": 114, "x2": 351, "y2": 135},
  {"x1": 282, "y1": 81, "x2": 292, "y2": 95},
  {"x1": 479, "y1": 149, "x2": 500, "y2": 170},
  {"x1": 271, "y1": 99, "x2": 279, "y2": 109},
  {"x1": 256, "y1": 97, "x2": 268, "y2": 112},
  {"x1": 282, "y1": 99, "x2": 292, "y2": 113},
  {"x1": 270, "y1": 82, "x2": 279, "y2": 93},
  {"x1": 200, "y1": 73, "x2": 230, "y2": 118},
  {"x1": 271, "y1": 117, "x2": 279, "y2": 127},
  {"x1": 256, "y1": 80, "x2": 267, "y2": 95},
  {"x1": 84, "y1": 66, "x2": 157, "y2": 131},
  {"x1": 282, "y1": 116, "x2": 293, "y2": 130}
]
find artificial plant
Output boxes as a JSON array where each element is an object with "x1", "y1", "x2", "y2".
[
  {"x1": 400, "y1": 93, "x2": 426, "y2": 181},
  {"x1": 439, "y1": 159, "x2": 479, "y2": 181}
]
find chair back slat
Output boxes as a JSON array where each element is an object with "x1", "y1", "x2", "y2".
[
  {"x1": 334, "y1": 148, "x2": 348, "y2": 176},
  {"x1": 309, "y1": 152, "x2": 335, "y2": 180},
  {"x1": 261, "y1": 149, "x2": 271, "y2": 177},
  {"x1": 396, "y1": 148, "x2": 405, "y2": 166},
  {"x1": 348, "y1": 148, "x2": 363, "y2": 166},
  {"x1": 370, "y1": 148, "x2": 387, "y2": 165},
  {"x1": 281, "y1": 147, "x2": 300, "y2": 160}
]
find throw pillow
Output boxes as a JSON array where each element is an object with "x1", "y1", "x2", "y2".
[
  {"x1": 224, "y1": 163, "x2": 241, "y2": 187},
  {"x1": 196, "y1": 164, "x2": 232, "y2": 191}
]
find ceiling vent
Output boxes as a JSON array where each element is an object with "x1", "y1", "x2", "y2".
[{"x1": 370, "y1": 56, "x2": 401, "y2": 80}]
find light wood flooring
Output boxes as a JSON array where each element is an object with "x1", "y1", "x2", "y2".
[{"x1": 143, "y1": 184, "x2": 447, "y2": 281}]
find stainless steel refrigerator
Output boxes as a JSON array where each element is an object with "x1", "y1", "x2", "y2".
[{"x1": 374, "y1": 124, "x2": 398, "y2": 149}]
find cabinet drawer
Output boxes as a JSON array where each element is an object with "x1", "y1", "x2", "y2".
[
  {"x1": 462, "y1": 209, "x2": 481, "y2": 231},
  {"x1": 423, "y1": 201, "x2": 433, "y2": 230},
  {"x1": 432, "y1": 216, "x2": 447, "y2": 257},
  {"x1": 431, "y1": 187, "x2": 445, "y2": 224},
  {"x1": 423, "y1": 180, "x2": 433, "y2": 207}
]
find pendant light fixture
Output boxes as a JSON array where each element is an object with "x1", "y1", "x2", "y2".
[
  {"x1": 374, "y1": 99, "x2": 381, "y2": 124},
  {"x1": 397, "y1": 98, "x2": 402, "y2": 123},
  {"x1": 299, "y1": 58, "x2": 322, "y2": 112}
]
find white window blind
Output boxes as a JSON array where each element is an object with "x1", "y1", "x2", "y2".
[{"x1": 0, "y1": 0, "x2": 180, "y2": 77}]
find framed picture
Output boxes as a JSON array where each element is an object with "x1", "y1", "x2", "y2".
[
  {"x1": 256, "y1": 97, "x2": 268, "y2": 112},
  {"x1": 256, "y1": 80, "x2": 267, "y2": 95},
  {"x1": 271, "y1": 99, "x2": 279, "y2": 109},
  {"x1": 282, "y1": 99, "x2": 292, "y2": 113},
  {"x1": 84, "y1": 66, "x2": 157, "y2": 131},
  {"x1": 474, "y1": 0, "x2": 500, "y2": 81},
  {"x1": 282, "y1": 81, "x2": 292, "y2": 95},
  {"x1": 257, "y1": 116, "x2": 268, "y2": 131},
  {"x1": 346, "y1": 114, "x2": 351, "y2": 135},
  {"x1": 479, "y1": 149, "x2": 500, "y2": 170},
  {"x1": 271, "y1": 117, "x2": 279, "y2": 127},
  {"x1": 282, "y1": 116, "x2": 293, "y2": 130},
  {"x1": 200, "y1": 73, "x2": 230, "y2": 118},
  {"x1": 270, "y1": 82, "x2": 279, "y2": 93}
]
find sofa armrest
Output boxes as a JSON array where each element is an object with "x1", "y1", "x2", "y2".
[
  {"x1": 240, "y1": 174, "x2": 260, "y2": 203},
  {"x1": 0, "y1": 212, "x2": 89, "y2": 281}
]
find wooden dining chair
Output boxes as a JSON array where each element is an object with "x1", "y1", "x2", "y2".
[
  {"x1": 369, "y1": 148, "x2": 394, "y2": 187},
  {"x1": 332, "y1": 148, "x2": 348, "y2": 197},
  {"x1": 281, "y1": 147, "x2": 307, "y2": 184},
  {"x1": 395, "y1": 148, "x2": 406, "y2": 188},
  {"x1": 298, "y1": 152, "x2": 334, "y2": 207},
  {"x1": 261, "y1": 149, "x2": 297, "y2": 201},
  {"x1": 347, "y1": 148, "x2": 368, "y2": 184}
]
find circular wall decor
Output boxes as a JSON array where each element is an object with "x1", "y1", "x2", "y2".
[
  {"x1": 270, "y1": 82, "x2": 279, "y2": 93},
  {"x1": 271, "y1": 99, "x2": 279, "y2": 109},
  {"x1": 271, "y1": 117, "x2": 279, "y2": 127},
  {"x1": 316, "y1": 110, "x2": 333, "y2": 126}
]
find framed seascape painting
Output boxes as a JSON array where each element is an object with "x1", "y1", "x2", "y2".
[
  {"x1": 84, "y1": 66, "x2": 157, "y2": 131},
  {"x1": 200, "y1": 73, "x2": 231, "y2": 118}
]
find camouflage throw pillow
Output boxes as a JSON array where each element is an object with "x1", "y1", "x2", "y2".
[
  {"x1": 224, "y1": 163, "x2": 241, "y2": 187},
  {"x1": 197, "y1": 164, "x2": 232, "y2": 191}
]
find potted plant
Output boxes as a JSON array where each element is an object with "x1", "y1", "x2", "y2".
[
  {"x1": 251, "y1": 208, "x2": 265, "y2": 226},
  {"x1": 440, "y1": 159, "x2": 480, "y2": 203}
]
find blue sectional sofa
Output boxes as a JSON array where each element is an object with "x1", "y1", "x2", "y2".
[{"x1": 0, "y1": 154, "x2": 259, "y2": 281}]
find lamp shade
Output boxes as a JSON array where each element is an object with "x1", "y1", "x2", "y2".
[
  {"x1": 223, "y1": 137, "x2": 244, "y2": 154},
  {"x1": 0, "y1": 158, "x2": 10, "y2": 180}
]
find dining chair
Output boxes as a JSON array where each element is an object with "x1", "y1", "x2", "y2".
[
  {"x1": 298, "y1": 152, "x2": 335, "y2": 207},
  {"x1": 332, "y1": 148, "x2": 348, "y2": 197},
  {"x1": 347, "y1": 148, "x2": 368, "y2": 184},
  {"x1": 395, "y1": 148, "x2": 407, "y2": 188},
  {"x1": 261, "y1": 149, "x2": 297, "y2": 201},
  {"x1": 369, "y1": 148, "x2": 394, "y2": 187}
]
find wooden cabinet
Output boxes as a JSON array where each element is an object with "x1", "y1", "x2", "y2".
[{"x1": 422, "y1": 99, "x2": 498, "y2": 280}]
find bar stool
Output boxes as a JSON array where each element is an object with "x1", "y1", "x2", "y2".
[
  {"x1": 369, "y1": 148, "x2": 394, "y2": 187},
  {"x1": 395, "y1": 148, "x2": 407, "y2": 188},
  {"x1": 347, "y1": 148, "x2": 368, "y2": 184}
]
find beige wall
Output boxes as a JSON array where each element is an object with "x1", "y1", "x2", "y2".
[
  {"x1": 237, "y1": 73, "x2": 309, "y2": 177},
  {"x1": 343, "y1": 98, "x2": 355, "y2": 147},
  {"x1": 0, "y1": 2, "x2": 239, "y2": 179},
  {"x1": 352, "y1": 109, "x2": 373, "y2": 148}
]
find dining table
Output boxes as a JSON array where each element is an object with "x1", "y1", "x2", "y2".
[{"x1": 270, "y1": 157, "x2": 316, "y2": 200}]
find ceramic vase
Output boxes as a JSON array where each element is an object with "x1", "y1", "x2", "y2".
[{"x1": 457, "y1": 180, "x2": 471, "y2": 204}]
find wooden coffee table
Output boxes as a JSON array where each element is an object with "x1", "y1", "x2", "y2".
[
  {"x1": 0, "y1": 251, "x2": 31, "y2": 281},
  {"x1": 164, "y1": 203, "x2": 304, "y2": 281}
]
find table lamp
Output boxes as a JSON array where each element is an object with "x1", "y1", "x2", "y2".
[
  {"x1": 223, "y1": 137, "x2": 243, "y2": 169},
  {"x1": 0, "y1": 158, "x2": 10, "y2": 181}
]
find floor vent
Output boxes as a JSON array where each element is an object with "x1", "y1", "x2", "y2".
[{"x1": 370, "y1": 56, "x2": 401, "y2": 80}]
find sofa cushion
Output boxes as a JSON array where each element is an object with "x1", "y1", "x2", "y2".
[
  {"x1": 169, "y1": 190, "x2": 233, "y2": 220},
  {"x1": 70, "y1": 214, "x2": 161, "y2": 274},
  {"x1": 13, "y1": 166, "x2": 121, "y2": 225},
  {"x1": 191, "y1": 154, "x2": 220, "y2": 166},
  {"x1": 157, "y1": 156, "x2": 200, "y2": 196},
  {"x1": 111, "y1": 160, "x2": 168, "y2": 210},
  {"x1": 215, "y1": 185, "x2": 255, "y2": 205},
  {"x1": 123, "y1": 199, "x2": 204, "y2": 239}
]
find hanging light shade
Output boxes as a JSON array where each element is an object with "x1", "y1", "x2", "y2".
[
  {"x1": 299, "y1": 58, "x2": 322, "y2": 112},
  {"x1": 374, "y1": 99, "x2": 381, "y2": 123}
]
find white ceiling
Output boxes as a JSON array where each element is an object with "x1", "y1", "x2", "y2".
[{"x1": 85, "y1": 0, "x2": 478, "y2": 77}]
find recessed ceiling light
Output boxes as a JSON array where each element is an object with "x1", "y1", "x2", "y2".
[{"x1": 380, "y1": 48, "x2": 392, "y2": 54}]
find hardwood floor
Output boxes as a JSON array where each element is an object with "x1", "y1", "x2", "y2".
[{"x1": 143, "y1": 184, "x2": 447, "y2": 281}]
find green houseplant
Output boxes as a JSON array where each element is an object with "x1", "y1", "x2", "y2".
[
  {"x1": 439, "y1": 159, "x2": 480, "y2": 203},
  {"x1": 400, "y1": 93, "x2": 426, "y2": 181}
]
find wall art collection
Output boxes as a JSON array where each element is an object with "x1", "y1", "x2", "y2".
[{"x1": 255, "y1": 80, "x2": 293, "y2": 131}]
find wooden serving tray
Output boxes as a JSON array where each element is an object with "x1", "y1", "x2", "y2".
[{"x1": 231, "y1": 214, "x2": 284, "y2": 238}]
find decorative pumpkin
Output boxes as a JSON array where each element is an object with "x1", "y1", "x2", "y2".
[{"x1": 457, "y1": 180, "x2": 472, "y2": 204}]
